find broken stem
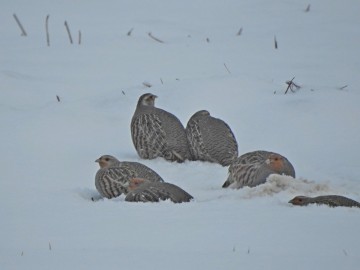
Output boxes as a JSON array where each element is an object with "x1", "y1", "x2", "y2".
[
  {"x1": 64, "y1": 21, "x2": 73, "y2": 44},
  {"x1": 13, "y1": 14, "x2": 27, "y2": 36},
  {"x1": 148, "y1": 32, "x2": 164, "y2": 43}
]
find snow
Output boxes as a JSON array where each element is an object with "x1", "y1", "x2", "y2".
[{"x1": 1, "y1": 0, "x2": 360, "y2": 269}]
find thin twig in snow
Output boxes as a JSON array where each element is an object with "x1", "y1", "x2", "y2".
[
  {"x1": 143, "y1": 81, "x2": 152, "y2": 88},
  {"x1": 49, "y1": 242, "x2": 52, "y2": 251},
  {"x1": 148, "y1": 32, "x2": 164, "y2": 43},
  {"x1": 127, "y1": 28, "x2": 134, "y2": 36},
  {"x1": 13, "y1": 14, "x2": 27, "y2": 36},
  {"x1": 274, "y1": 35, "x2": 278, "y2": 49},
  {"x1": 45, "y1": 15, "x2": 50, "y2": 46},
  {"x1": 237, "y1": 27, "x2": 243, "y2": 36},
  {"x1": 64, "y1": 21, "x2": 73, "y2": 44},
  {"x1": 78, "y1": 30, "x2": 82, "y2": 45},
  {"x1": 304, "y1": 4, "x2": 311, "y2": 12},
  {"x1": 206, "y1": 37, "x2": 210, "y2": 43},
  {"x1": 224, "y1": 63, "x2": 231, "y2": 74},
  {"x1": 338, "y1": 85, "x2": 348, "y2": 90},
  {"x1": 56, "y1": 95, "x2": 60, "y2": 102}
]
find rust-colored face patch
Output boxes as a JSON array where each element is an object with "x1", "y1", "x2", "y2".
[{"x1": 268, "y1": 154, "x2": 284, "y2": 172}]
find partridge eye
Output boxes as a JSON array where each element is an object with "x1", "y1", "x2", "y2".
[{"x1": 105, "y1": 158, "x2": 110, "y2": 161}]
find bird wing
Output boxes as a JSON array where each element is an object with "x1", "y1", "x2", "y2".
[
  {"x1": 201, "y1": 118, "x2": 238, "y2": 166},
  {"x1": 186, "y1": 118, "x2": 215, "y2": 162},
  {"x1": 125, "y1": 183, "x2": 193, "y2": 203},
  {"x1": 121, "y1": 162, "x2": 164, "y2": 182},
  {"x1": 95, "y1": 166, "x2": 136, "y2": 198},
  {"x1": 131, "y1": 113, "x2": 168, "y2": 159}
]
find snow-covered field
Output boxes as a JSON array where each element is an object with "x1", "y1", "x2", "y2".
[{"x1": 1, "y1": 1, "x2": 360, "y2": 269}]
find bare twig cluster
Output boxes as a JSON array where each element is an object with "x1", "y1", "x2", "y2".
[{"x1": 284, "y1": 77, "x2": 301, "y2": 94}]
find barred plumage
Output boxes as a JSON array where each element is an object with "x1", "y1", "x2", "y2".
[
  {"x1": 289, "y1": 195, "x2": 360, "y2": 208},
  {"x1": 131, "y1": 93, "x2": 190, "y2": 162},
  {"x1": 125, "y1": 178, "x2": 193, "y2": 203},
  {"x1": 186, "y1": 110, "x2": 238, "y2": 166},
  {"x1": 222, "y1": 150, "x2": 295, "y2": 189},
  {"x1": 95, "y1": 155, "x2": 164, "y2": 199}
]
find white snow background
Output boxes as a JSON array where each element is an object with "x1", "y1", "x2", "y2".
[{"x1": 1, "y1": 0, "x2": 360, "y2": 269}]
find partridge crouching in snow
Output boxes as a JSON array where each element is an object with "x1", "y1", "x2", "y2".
[
  {"x1": 131, "y1": 93, "x2": 190, "y2": 162},
  {"x1": 95, "y1": 155, "x2": 164, "y2": 199},
  {"x1": 222, "y1": 150, "x2": 295, "y2": 189},
  {"x1": 125, "y1": 178, "x2": 193, "y2": 203},
  {"x1": 289, "y1": 195, "x2": 360, "y2": 208},
  {"x1": 186, "y1": 110, "x2": 238, "y2": 166}
]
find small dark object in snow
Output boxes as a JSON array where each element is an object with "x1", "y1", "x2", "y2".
[{"x1": 127, "y1": 28, "x2": 134, "y2": 36}]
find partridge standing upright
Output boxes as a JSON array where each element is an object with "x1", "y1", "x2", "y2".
[
  {"x1": 125, "y1": 178, "x2": 193, "y2": 203},
  {"x1": 222, "y1": 150, "x2": 295, "y2": 189},
  {"x1": 289, "y1": 195, "x2": 360, "y2": 208},
  {"x1": 186, "y1": 110, "x2": 238, "y2": 166},
  {"x1": 131, "y1": 93, "x2": 190, "y2": 162},
  {"x1": 95, "y1": 155, "x2": 164, "y2": 199}
]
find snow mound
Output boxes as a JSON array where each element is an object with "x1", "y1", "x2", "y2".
[{"x1": 241, "y1": 174, "x2": 346, "y2": 199}]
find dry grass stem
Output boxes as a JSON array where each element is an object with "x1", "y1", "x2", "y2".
[
  {"x1": 64, "y1": 21, "x2": 73, "y2": 44},
  {"x1": 224, "y1": 63, "x2": 231, "y2": 74},
  {"x1": 143, "y1": 81, "x2": 152, "y2": 88},
  {"x1": 127, "y1": 28, "x2": 134, "y2": 36},
  {"x1": 339, "y1": 85, "x2": 348, "y2": 90},
  {"x1": 78, "y1": 30, "x2": 82, "y2": 45},
  {"x1": 13, "y1": 14, "x2": 27, "y2": 36},
  {"x1": 148, "y1": 32, "x2": 164, "y2": 43},
  {"x1": 45, "y1": 15, "x2": 50, "y2": 46}
]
